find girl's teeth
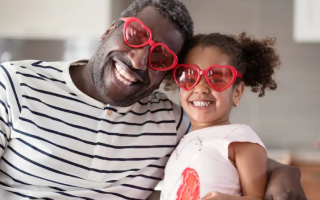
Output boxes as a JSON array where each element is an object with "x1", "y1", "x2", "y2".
[{"x1": 192, "y1": 101, "x2": 213, "y2": 107}]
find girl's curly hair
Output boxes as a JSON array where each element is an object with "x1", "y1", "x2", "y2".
[{"x1": 167, "y1": 32, "x2": 281, "y2": 97}]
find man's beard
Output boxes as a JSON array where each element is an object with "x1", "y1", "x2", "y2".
[{"x1": 91, "y1": 52, "x2": 159, "y2": 107}]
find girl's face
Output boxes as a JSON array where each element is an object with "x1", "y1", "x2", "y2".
[{"x1": 180, "y1": 46, "x2": 244, "y2": 131}]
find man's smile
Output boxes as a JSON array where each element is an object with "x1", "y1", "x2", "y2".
[{"x1": 114, "y1": 61, "x2": 137, "y2": 85}]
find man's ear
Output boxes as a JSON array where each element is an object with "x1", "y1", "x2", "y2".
[{"x1": 100, "y1": 21, "x2": 116, "y2": 42}]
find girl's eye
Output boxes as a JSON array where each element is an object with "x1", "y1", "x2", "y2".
[
  {"x1": 185, "y1": 77, "x2": 196, "y2": 83},
  {"x1": 211, "y1": 78, "x2": 224, "y2": 83},
  {"x1": 209, "y1": 75, "x2": 226, "y2": 83}
]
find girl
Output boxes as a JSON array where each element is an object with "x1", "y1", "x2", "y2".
[{"x1": 160, "y1": 32, "x2": 280, "y2": 200}]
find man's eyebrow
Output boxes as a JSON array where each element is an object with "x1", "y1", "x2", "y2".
[
  {"x1": 147, "y1": 23, "x2": 180, "y2": 50},
  {"x1": 166, "y1": 37, "x2": 176, "y2": 48},
  {"x1": 152, "y1": 35, "x2": 176, "y2": 51},
  {"x1": 151, "y1": 33, "x2": 164, "y2": 43}
]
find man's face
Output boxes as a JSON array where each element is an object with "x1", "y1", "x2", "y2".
[{"x1": 91, "y1": 6, "x2": 184, "y2": 107}]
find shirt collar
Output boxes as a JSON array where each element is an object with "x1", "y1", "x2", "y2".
[{"x1": 64, "y1": 59, "x2": 142, "y2": 114}]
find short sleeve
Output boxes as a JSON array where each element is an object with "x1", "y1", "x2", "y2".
[{"x1": 222, "y1": 125, "x2": 266, "y2": 158}]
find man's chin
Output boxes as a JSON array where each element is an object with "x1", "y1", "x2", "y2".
[
  {"x1": 101, "y1": 78, "x2": 158, "y2": 107},
  {"x1": 106, "y1": 97, "x2": 137, "y2": 107},
  {"x1": 103, "y1": 89, "x2": 154, "y2": 107}
]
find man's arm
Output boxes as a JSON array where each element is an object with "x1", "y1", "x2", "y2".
[
  {"x1": 147, "y1": 190, "x2": 160, "y2": 200},
  {"x1": 0, "y1": 63, "x2": 13, "y2": 157},
  {"x1": 264, "y1": 158, "x2": 307, "y2": 200}
]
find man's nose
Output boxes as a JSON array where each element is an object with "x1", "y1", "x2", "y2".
[
  {"x1": 127, "y1": 46, "x2": 150, "y2": 71},
  {"x1": 194, "y1": 76, "x2": 210, "y2": 94}
]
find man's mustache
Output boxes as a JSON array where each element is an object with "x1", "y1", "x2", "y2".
[{"x1": 108, "y1": 52, "x2": 133, "y2": 69}]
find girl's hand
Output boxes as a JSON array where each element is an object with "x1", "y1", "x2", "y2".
[{"x1": 201, "y1": 191, "x2": 227, "y2": 200}]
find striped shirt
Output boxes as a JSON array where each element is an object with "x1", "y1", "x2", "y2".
[{"x1": 0, "y1": 60, "x2": 190, "y2": 200}]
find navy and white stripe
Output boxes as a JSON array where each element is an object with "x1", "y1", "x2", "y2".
[{"x1": 0, "y1": 60, "x2": 190, "y2": 200}]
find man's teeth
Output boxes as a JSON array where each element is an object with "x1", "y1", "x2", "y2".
[
  {"x1": 115, "y1": 69, "x2": 132, "y2": 86},
  {"x1": 115, "y1": 62, "x2": 137, "y2": 83},
  {"x1": 192, "y1": 101, "x2": 213, "y2": 107}
]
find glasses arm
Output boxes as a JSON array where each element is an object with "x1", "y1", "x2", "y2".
[
  {"x1": 120, "y1": 17, "x2": 130, "y2": 22},
  {"x1": 236, "y1": 72, "x2": 243, "y2": 78}
]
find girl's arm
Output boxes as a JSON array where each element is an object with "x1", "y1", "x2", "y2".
[{"x1": 202, "y1": 142, "x2": 267, "y2": 200}]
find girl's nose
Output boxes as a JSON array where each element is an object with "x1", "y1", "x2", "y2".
[{"x1": 193, "y1": 76, "x2": 210, "y2": 94}]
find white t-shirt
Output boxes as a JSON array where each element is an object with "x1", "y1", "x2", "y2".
[
  {"x1": 0, "y1": 60, "x2": 190, "y2": 200},
  {"x1": 161, "y1": 124, "x2": 266, "y2": 200}
]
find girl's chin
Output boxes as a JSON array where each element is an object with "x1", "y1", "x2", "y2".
[{"x1": 191, "y1": 118, "x2": 217, "y2": 125}]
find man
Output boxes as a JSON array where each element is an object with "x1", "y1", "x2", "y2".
[{"x1": 0, "y1": 0, "x2": 306, "y2": 199}]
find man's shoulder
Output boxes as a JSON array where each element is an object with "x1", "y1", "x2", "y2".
[
  {"x1": 1, "y1": 60, "x2": 66, "y2": 74},
  {"x1": 0, "y1": 60, "x2": 72, "y2": 98},
  {"x1": 137, "y1": 91, "x2": 182, "y2": 117},
  {"x1": 150, "y1": 91, "x2": 170, "y2": 100},
  {"x1": 149, "y1": 91, "x2": 190, "y2": 131},
  {"x1": 138, "y1": 91, "x2": 173, "y2": 107},
  {"x1": 143, "y1": 91, "x2": 188, "y2": 119}
]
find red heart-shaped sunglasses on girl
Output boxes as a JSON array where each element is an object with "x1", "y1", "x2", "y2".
[
  {"x1": 173, "y1": 64, "x2": 243, "y2": 91},
  {"x1": 121, "y1": 17, "x2": 178, "y2": 71}
]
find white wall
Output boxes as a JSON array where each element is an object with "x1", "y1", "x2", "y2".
[{"x1": 0, "y1": 0, "x2": 112, "y2": 39}]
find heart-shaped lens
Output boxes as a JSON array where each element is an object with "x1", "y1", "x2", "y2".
[
  {"x1": 207, "y1": 66, "x2": 234, "y2": 91},
  {"x1": 174, "y1": 65, "x2": 199, "y2": 89},
  {"x1": 126, "y1": 21, "x2": 151, "y2": 46},
  {"x1": 149, "y1": 44, "x2": 175, "y2": 70}
]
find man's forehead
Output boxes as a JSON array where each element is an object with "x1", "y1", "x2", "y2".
[{"x1": 134, "y1": 6, "x2": 184, "y2": 53}]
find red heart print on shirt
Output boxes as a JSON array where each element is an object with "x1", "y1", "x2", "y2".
[{"x1": 176, "y1": 168, "x2": 200, "y2": 200}]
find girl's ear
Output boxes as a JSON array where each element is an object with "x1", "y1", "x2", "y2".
[{"x1": 232, "y1": 82, "x2": 245, "y2": 107}]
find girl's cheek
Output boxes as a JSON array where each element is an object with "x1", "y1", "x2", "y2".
[{"x1": 180, "y1": 90, "x2": 186, "y2": 101}]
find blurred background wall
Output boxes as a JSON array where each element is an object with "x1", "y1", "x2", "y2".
[
  {"x1": 0, "y1": 0, "x2": 319, "y2": 197},
  {"x1": 1, "y1": 0, "x2": 319, "y2": 159}
]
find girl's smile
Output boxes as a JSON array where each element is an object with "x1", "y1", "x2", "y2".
[{"x1": 189, "y1": 99, "x2": 215, "y2": 110}]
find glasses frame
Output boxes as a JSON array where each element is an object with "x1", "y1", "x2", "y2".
[
  {"x1": 173, "y1": 64, "x2": 243, "y2": 91},
  {"x1": 121, "y1": 17, "x2": 178, "y2": 71}
]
